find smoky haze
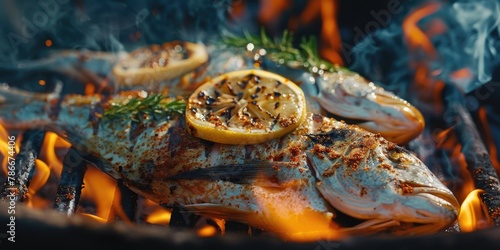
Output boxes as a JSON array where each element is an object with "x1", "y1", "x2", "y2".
[
  {"x1": 348, "y1": 0, "x2": 500, "y2": 95},
  {"x1": 0, "y1": 0, "x2": 236, "y2": 63}
]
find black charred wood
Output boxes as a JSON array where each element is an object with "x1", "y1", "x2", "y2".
[
  {"x1": 0, "y1": 129, "x2": 45, "y2": 202},
  {"x1": 1, "y1": 202, "x2": 500, "y2": 250},
  {"x1": 444, "y1": 86, "x2": 500, "y2": 226},
  {"x1": 169, "y1": 206, "x2": 202, "y2": 228},
  {"x1": 113, "y1": 179, "x2": 138, "y2": 221},
  {"x1": 53, "y1": 147, "x2": 87, "y2": 216}
]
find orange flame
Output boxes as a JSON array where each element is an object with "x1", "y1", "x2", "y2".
[
  {"x1": 318, "y1": 0, "x2": 342, "y2": 65},
  {"x1": 458, "y1": 189, "x2": 490, "y2": 232},
  {"x1": 0, "y1": 126, "x2": 9, "y2": 175},
  {"x1": 79, "y1": 164, "x2": 119, "y2": 222},
  {"x1": 197, "y1": 224, "x2": 218, "y2": 237},
  {"x1": 146, "y1": 207, "x2": 172, "y2": 225},
  {"x1": 38, "y1": 132, "x2": 71, "y2": 176},
  {"x1": 257, "y1": 0, "x2": 343, "y2": 65},
  {"x1": 24, "y1": 159, "x2": 51, "y2": 208},
  {"x1": 84, "y1": 83, "x2": 96, "y2": 95},
  {"x1": 253, "y1": 186, "x2": 341, "y2": 241},
  {"x1": 435, "y1": 127, "x2": 474, "y2": 203},
  {"x1": 477, "y1": 106, "x2": 500, "y2": 174},
  {"x1": 257, "y1": 0, "x2": 290, "y2": 26},
  {"x1": 402, "y1": 2, "x2": 441, "y2": 58}
]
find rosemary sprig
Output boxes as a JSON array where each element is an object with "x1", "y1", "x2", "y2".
[
  {"x1": 221, "y1": 28, "x2": 349, "y2": 74},
  {"x1": 103, "y1": 94, "x2": 186, "y2": 122}
]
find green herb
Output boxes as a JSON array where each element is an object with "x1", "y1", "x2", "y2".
[
  {"x1": 221, "y1": 28, "x2": 349, "y2": 74},
  {"x1": 103, "y1": 94, "x2": 186, "y2": 122}
]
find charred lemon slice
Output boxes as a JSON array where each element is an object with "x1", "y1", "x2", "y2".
[
  {"x1": 186, "y1": 69, "x2": 306, "y2": 145},
  {"x1": 112, "y1": 41, "x2": 208, "y2": 86}
]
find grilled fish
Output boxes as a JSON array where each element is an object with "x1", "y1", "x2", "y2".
[
  {"x1": 0, "y1": 83, "x2": 459, "y2": 238},
  {"x1": 0, "y1": 41, "x2": 424, "y2": 145}
]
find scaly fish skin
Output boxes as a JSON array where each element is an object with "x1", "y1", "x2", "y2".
[
  {"x1": 0, "y1": 41, "x2": 424, "y2": 145},
  {"x1": 0, "y1": 86, "x2": 459, "y2": 236}
]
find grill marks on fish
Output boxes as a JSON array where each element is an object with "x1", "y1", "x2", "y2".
[
  {"x1": 89, "y1": 95, "x2": 110, "y2": 136},
  {"x1": 167, "y1": 161, "x2": 280, "y2": 185},
  {"x1": 167, "y1": 124, "x2": 184, "y2": 158},
  {"x1": 306, "y1": 129, "x2": 351, "y2": 147},
  {"x1": 129, "y1": 120, "x2": 147, "y2": 151}
]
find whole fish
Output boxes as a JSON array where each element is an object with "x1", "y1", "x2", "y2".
[
  {"x1": 0, "y1": 83, "x2": 459, "y2": 238},
  {"x1": 0, "y1": 41, "x2": 425, "y2": 145}
]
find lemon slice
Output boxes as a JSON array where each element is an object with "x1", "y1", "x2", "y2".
[
  {"x1": 112, "y1": 41, "x2": 208, "y2": 86},
  {"x1": 186, "y1": 69, "x2": 306, "y2": 145}
]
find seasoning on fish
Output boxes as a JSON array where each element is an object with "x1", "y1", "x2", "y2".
[
  {"x1": 112, "y1": 41, "x2": 209, "y2": 87},
  {"x1": 0, "y1": 83, "x2": 459, "y2": 237},
  {"x1": 1, "y1": 38, "x2": 425, "y2": 146}
]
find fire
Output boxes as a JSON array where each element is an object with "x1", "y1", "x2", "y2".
[
  {"x1": 24, "y1": 159, "x2": 51, "y2": 208},
  {"x1": 256, "y1": 0, "x2": 343, "y2": 65},
  {"x1": 0, "y1": 124, "x2": 10, "y2": 175},
  {"x1": 84, "y1": 83, "x2": 96, "y2": 95},
  {"x1": 253, "y1": 186, "x2": 342, "y2": 241},
  {"x1": 458, "y1": 189, "x2": 489, "y2": 232},
  {"x1": 402, "y1": 2, "x2": 441, "y2": 58},
  {"x1": 79, "y1": 164, "x2": 120, "y2": 223},
  {"x1": 38, "y1": 132, "x2": 71, "y2": 176},
  {"x1": 402, "y1": 0, "x2": 496, "y2": 232},
  {"x1": 146, "y1": 207, "x2": 172, "y2": 225},
  {"x1": 477, "y1": 106, "x2": 500, "y2": 174},
  {"x1": 197, "y1": 224, "x2": 218, "y2": 237}
]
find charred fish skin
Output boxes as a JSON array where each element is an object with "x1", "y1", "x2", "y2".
[{"x1": 0, "y1": 87, "x2": 459, "y2": 236}]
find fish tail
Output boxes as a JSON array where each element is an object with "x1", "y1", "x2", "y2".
[{"x1": 0, "y1": 82, "x2": 62, "y2": 129}]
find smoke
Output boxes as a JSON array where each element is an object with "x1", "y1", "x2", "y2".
[
  {"x1": 0, "y1": 0, "x2": 235, "y2": 62},
  {"x1": 349, "y1": 0, "x2": 500, "y2": 95},
  {"x1": 453, "y1": 0, "x2": 500, "y2": 90}
]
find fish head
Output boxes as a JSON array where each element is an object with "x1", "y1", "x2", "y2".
[
  {"x1": 314, "y1": 71, "x2": 425, "y2": 145},
  {"x1": 306, "y1": 127, "x2": 460, "y2": 235}
]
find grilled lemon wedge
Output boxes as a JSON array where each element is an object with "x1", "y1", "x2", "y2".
[
  {"x1": 112, "y1": 41, "x2": 208, "y2": 86},
  {"x1": 186, "y1": 69, "x2": 306, "y2": 145}
]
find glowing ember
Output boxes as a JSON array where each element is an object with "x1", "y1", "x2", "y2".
[
  {"x1": 197, "y1": 224, "x2": 218, "y2": 237},
  {"x1": 146, "y1": 207, "x2": 172, "y2": 225},
  {"x1": 84, "y1": 83, "x2": 96, "y2": 95}
]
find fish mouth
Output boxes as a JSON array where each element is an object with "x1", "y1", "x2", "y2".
[
  {"x1": 334, "y1": 184, "x2": 461, "y2": 235},
  {"x1": 404, "y1": 183, "x2": 461, "y2": 223}
]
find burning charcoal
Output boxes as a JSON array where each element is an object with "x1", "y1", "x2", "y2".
[
  {"x1": 169, "y1": 206, "x2": 202, "y2": 229},
  {"x1": 53, "y1": 147, "x2": 87, "y2": 216},
  {"x1": 444, "y1": 86, "x2": 500, "y2": 226},
  {"x1": 1, "y1": 129, "x2": 45, "y2": 202},
  {"x1": 114, "y1": 179, "x2": 138, "y2": 222}
]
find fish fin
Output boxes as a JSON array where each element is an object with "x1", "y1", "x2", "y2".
[
  {"x1": 182, "y1": 203, "x2": 255, "y2": 223},
  {"x1": 0, "y1": 82, "x2": 62, "y2": 129},
  {"x1": 168, "y1": 160, "x2": 291, "y2": 186}
]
